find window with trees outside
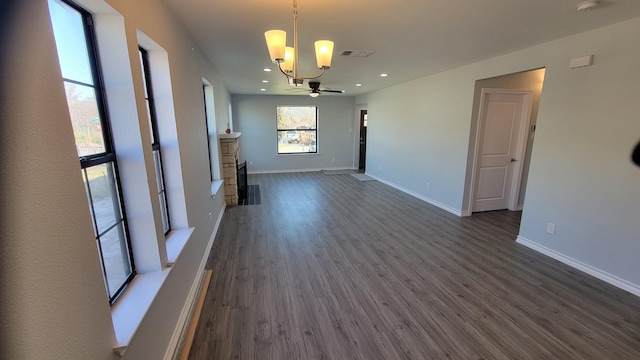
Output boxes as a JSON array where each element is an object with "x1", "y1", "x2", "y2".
[
  {"x1": 277, "y1": 106, "x2": 318, "y2": 154},
  {"x1": 49, "y1": 0, "x2": 135, "y2": 304},
  {"x1": 139, "y1": 47, "x2": 170, "y2": 235}
]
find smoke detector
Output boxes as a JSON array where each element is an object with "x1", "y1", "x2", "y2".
[{"x1": 577, "y1": 0, "x2": 600, "y2": 12}]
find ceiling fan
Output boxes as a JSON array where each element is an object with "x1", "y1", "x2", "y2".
[
  {"x1": 286, "y1": 81, "x2": 344, "y2": 97},
  {"x1": 307, "y1": 81, "x2": 345, "y2": 97}
]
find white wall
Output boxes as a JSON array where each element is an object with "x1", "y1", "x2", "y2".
[
  {"x1": 1, "y1": 0, "x2": 230, "y2": 359},
  {"x1": 357, "y1": 17, "x2": 640, "y2": 293},
  {"x1": 233, "y1": 94, "x2": 356, "y2": 173}
]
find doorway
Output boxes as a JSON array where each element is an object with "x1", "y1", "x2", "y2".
[
  {"x1": 464, "y1": 68, "x2": 546, "y2": 216},
  {"x1": 358, "y1": 110, "x2": 368, "y2": 172},
  {"x1": 472, "y1": 90, "x2": 532, "y2": 212}
]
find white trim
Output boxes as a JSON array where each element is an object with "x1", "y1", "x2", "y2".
[
  {"x1": 164, "y1": 270, "x2": 206, "y2": 360},
  {"x1": 367, "y1": 174, "x2": 463, "y2": 217},
  {"x1": 467, "y1": 89, "x2": 533, "y2": 214},
  {"x1": 248, "y1": 167, "x2": 355, "y2": 175},
  {"x1": 515, "y1": 204, "x2": 524, "y2": 211},
  {"x1": 516, "y1": 236, "x2": 640, "y2": 298},
  {"x1": 111, "y1": 229, "x2": 195, "y2": 356},
  {"x1": 163, "y1": 204, "x2": 226, "y2": 360}
]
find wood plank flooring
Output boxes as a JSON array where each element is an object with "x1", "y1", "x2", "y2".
[{"x1": 189, "y1": 172, "x2": 640, "y2": 359}]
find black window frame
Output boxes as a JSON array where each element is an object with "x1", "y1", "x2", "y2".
[
  {"x1": 203, "y1": 85, "x2": 215, "y2": 181},
  {"x1": 51, "y1": 0, "x2": 136, "y2": 305},
  {"x1": 276, "y1": 106, "x2": 318, "y2": 155},
  {"x1": 139, "y1": 46, "x2": 171, "y2": 235}
]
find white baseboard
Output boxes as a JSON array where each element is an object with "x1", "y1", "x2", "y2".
[
  {"x1": 366, "y1": 174, "x2": 463, "y2": 217},
  {"x1": 248, "y1": 167, "x2": 355, "y2": 175},
  {"x1": 164, "y1": 204, "x2": 226, "y2": 360},
  {"x1": 516, "y1": 236, "x2": 640, "y2": 298}
]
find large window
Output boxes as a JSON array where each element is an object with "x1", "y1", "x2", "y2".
[
  {"x1": 276, "y1": 106, "x2": 318, "y2": 154},
  {"x1": 49, "y1": 0, "x2": 135, "y2": 304},
  {"x1": 139, "y1": 47, "x2": 170, "y2": 234}
]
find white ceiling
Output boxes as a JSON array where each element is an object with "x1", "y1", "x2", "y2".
[{"x1": 162, "y1": 0, "x2": 640, "y2": 96}]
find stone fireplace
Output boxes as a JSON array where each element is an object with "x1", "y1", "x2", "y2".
[{"x1": 219, "y1": 132, "x2": 241, "y2": 206}]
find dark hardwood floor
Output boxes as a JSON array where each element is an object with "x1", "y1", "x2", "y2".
[{"x1": 189, "y1": 172, "x2": 640, "y2": 359}]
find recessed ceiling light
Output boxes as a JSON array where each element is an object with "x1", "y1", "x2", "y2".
[
  {"x1": 260, "y1": 88, "x2": 266, "y2": 91},
  {"x1": 262, "y1": 80, "x2": 269, "y2": 83},
  {"x1": 263, "y1": 68, "x2": 272, "y2": 72},
  {"x1": 355, "y1": 83, "x2": 362, "y2": 87},
  {"x1": 380, "y1": 73, "x2": 388, "y2": 77},
  {"x1": 577, "y1": 0, "x2": 600, "y2": 12}
]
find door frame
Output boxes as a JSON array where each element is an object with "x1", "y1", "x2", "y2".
[
  {"x1": 358, "y1": 109, "x2": 368, "y2": 172},
  {"x1": 468, "y1": 88, "x2": 533, "y2": 213},
  {"x1": 353, "y1": 104, "x2": 368, "y2": 169}
]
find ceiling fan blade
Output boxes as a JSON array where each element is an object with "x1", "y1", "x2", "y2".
[{"x1": 320, "y1": 89, "x2": 345, "y2": 93}]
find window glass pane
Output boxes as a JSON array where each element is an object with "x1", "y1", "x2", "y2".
[
  {"x1": 138, "y1": 50, "x2": 149, "y2": 98},
  {"x1": 276, "y1": 106, "x2": 317, "y2": 130},
  {"x1": 159, "y1": 194, "x2": 169, "y2": 234},
  {"x1": 99, "y1": 222, "x2": 132, "y2": 298},
  {"x1": 277, "y1": 130, "x2": 317, "y2": 154},
  {"x1": 48, "y1": 0, "x2": 94, "y2": 85},
  {"x1": 81, "y1": 168, "x2": 97, "y2": 229},
  {"x1": 64, "y1": 82, "x2": 106, "y2": 156},
  {"x1": 86, "y1": 163, "x2": 122, "y2": 234},
  {"x1": 145, "y1": 100, "x2": 155, "y2": 144},
  {"x1": 276, "y1": 106, "x2": 317, "y2": 154},
  {"x1": 153, "y1": 150, "x2": 164, "y2": 191}
]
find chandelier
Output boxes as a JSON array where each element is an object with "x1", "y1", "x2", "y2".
[{"x1": 264, "y1": 0, "x2": 334, "y2": 86}]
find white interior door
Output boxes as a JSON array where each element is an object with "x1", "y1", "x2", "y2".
[{"x1": 473, "y1": 91, "x2": 532, "y2": 212}]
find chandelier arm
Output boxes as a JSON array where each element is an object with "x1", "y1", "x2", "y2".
[
  {"x1": 299, "y1": 68, "x2": 326, "y2": 80},
  {"x1": 275, "y1": 61, "x2": 292, "y2": 78}
]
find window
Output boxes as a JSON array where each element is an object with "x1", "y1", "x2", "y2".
[
  {"x1": 203, "y1": 85, "x2": 214, "y2": 181},
  {"x1": 49, "y1": 0, "x2": 135, "y2": 304},
  {"x1": 201, "y1": 81, "x2": 222, "y2": 183},
  {"x1": 276, "y1": 106, "x2": 318, "y2": 154},
  {"x1": 139, "y1": 47, "x2": 170, "y2": 234}
]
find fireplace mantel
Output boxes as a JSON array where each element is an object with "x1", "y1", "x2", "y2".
[{"x1": 218, "y1": 132, "x2": 241, "y2": 139}]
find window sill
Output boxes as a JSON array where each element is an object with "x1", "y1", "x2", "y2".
[
  {"x1": 111, "y1": 227, "x2": 194, "y2": 356},
  {"x1": 211, "y1": 179, "x2": 223, "y2": 198},
  {"x1": 277, "y1": 153, "x2": 319, "y2": 157}
]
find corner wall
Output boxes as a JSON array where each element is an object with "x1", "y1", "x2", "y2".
[
  {"x1": 357, "y1": 17, "x2": 640, "y2": 293},
  {"x1": 233, "y1": 94, "x2": 356, "y2": 173}
]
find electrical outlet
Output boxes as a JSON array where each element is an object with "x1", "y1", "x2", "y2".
[
  {"x1": 332, "y1": 157, "x2": 336, "y2": 162},
  {"x1": 426, "y1": 182, "x2": 431, "y2": 190},
  {"x1": 249, "y1": 161, "x2": 253, "y2": 166},
  {"x1": 209, "y1": 212, "x2": 212, "y2": 223},
  {"x1": 546, "y1": 223, "x2": 556, "y2": 234}
]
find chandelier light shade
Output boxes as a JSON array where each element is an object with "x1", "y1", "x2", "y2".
[
  {"x1": 264, "y1": 0, "x2": 334, "y2": 85},
  {"x1": 264, "y1": 30, "x2": 286, "y2": 61},
  {"x1": 314, "y1": 40, "x2": 334, "y2": 69},
  {"x1": 281, "y1": 47, "x2": 295, "y2": 73}
]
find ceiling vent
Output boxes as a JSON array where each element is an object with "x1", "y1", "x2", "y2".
[{"x1": 340, "y1": 50, "x2": 374, "y2": 57}]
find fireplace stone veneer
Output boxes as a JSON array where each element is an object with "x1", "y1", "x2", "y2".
[{"x1": 219, "y1": 132, "x2": 241, "y2": 206}]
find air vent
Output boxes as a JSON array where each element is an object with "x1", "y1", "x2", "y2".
[{"x1": 340, "y1": 50, "x2": 374, "y2": 57}]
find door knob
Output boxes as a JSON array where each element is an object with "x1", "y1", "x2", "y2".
[{"x1": 511, "y1": 158, "x2": 518, "y2": 162}]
